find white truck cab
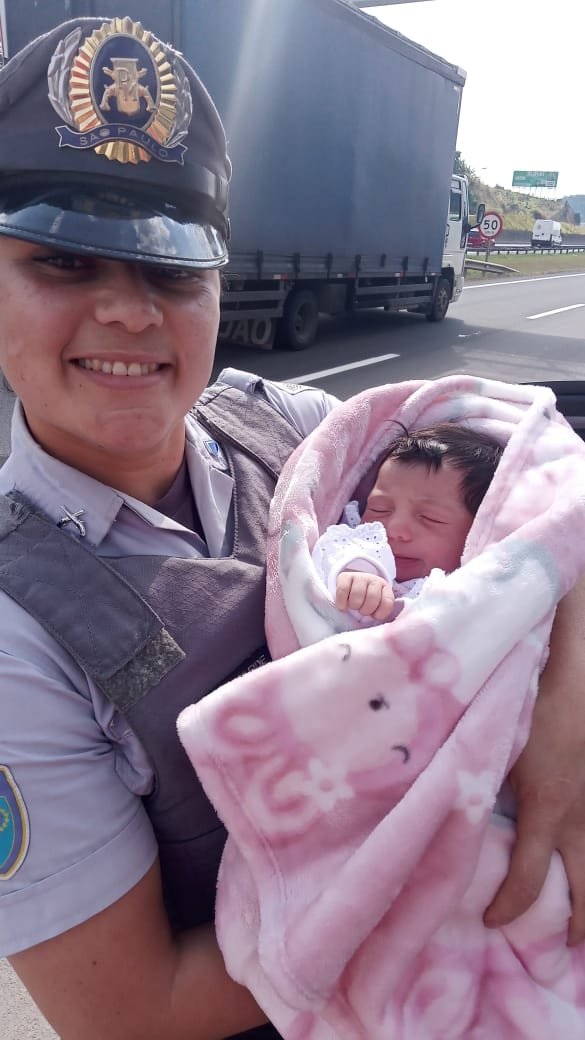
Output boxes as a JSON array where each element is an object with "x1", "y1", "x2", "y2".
[
  {"x1": 443, "y1": 175, "x2": 483, "y2": 305},
  {"x1": 532, "y1": 219, "x2": 562, "y2": 247}
]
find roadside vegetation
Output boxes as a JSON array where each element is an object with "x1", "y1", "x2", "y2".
[
  {"x1": 454, "y1": 152, "x2": 585, "y2": 237},
  {"x1": 465, "y1": 251, "x2": 585, "y2": 282},
  {"x1": 471, "y1": 185, "x2": 585, "y2": 237}
]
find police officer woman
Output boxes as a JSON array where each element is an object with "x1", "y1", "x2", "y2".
[{"x1": 1, "y1": 16, "x2": 585, "y2": 1040}]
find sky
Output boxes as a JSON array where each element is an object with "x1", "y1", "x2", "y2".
[{"x1": 364, "y1": 0, "x2": 584, "y2": 199}]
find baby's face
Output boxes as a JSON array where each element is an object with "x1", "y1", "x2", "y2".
[{"x1": 362, "y1": 458, "x2": 473, "y2": 581}]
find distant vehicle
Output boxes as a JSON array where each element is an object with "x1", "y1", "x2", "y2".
[
  {"x1": 531, "y1": 219, "x2": 562, "y2": 248},
  {"x1": 467, "y1": 229, "x2": 490, "y2": 248}
]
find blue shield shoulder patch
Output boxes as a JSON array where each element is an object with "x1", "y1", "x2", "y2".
[{"x1": 0, "y1": 766, "x2": 30, "y2": 880}]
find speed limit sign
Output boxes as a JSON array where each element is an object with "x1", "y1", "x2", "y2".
[{"x1": 480, "y1": 212, "x2": 503, "y2": 239}]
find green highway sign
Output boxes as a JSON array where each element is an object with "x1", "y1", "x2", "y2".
[{"x1": 512, "y1": 170, "x2": 559, "y2": 189}]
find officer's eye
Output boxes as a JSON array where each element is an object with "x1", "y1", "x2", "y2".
[
  {"x1": 36, "y1": 252, "x2": 89, "y2": 271},
  {"x1": 146, "y1": 265, "x2": 208, "y2": 286}
]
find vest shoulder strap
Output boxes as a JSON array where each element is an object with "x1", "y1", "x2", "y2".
[
  {"x1": 195, "y1": 381, "x2": 302, "y2": 478},
  {"x1": 0, "y1": 492, "x2": 184, "y2": 708},
  {"x1": 0, "y1": 385, "x2": 300, "y2": 705}
]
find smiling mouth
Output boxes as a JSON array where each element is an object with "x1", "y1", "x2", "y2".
[{"x1": 75, "y1": 359, "x2": 164, "y2": 377}]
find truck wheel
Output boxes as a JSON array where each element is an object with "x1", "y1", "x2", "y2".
[
  {"x1": 277, "y1": 288, "x2": 319, "y2": 350},
  {"x1": 425, "y1": 277, "x2": 450, "y2": 323}
]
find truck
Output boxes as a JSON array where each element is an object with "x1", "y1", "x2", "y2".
[
  {"x1": 1, "y1": 0, "x2": 482, "y2": 350},
  {"x1": 532, "y1": 219, "x2": 562, "y2": 248}
]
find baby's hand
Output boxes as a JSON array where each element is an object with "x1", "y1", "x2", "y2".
[{"x1": 335, "y1": 571, "x2": 396, "y2": 620}]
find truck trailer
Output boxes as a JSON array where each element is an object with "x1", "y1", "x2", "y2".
[{"x1": 1, "y1": 0, "x2": 481, "y2": 350}]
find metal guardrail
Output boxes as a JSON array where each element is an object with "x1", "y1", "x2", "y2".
[
  {"x1": 465, "y1": 258, "x2": 519, "y2": 274},
  {"x1": 469, "y1": 244, "x2": 585, "y2": 255}
]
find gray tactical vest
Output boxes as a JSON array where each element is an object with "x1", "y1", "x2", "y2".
[{"x1": 0, "y1": 382, "x2": 303, "y2": 1040}]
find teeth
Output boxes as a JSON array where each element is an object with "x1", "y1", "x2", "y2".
[{"x1": 78, "y1": 359, "x2": 161, "y2": 376}]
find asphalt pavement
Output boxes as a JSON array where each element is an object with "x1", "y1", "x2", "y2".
[
  {"x1": 212, "y1": 268, "x2": 585, "y2": 398},
  {"x1": 2, "y1": 959, "x2": 57, "y2": 1039}
]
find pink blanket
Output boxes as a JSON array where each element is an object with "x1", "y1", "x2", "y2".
[{"x1": 178, "y1": 376, "x2": 585, "y2": 1039}]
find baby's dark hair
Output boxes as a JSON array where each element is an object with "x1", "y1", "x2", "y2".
[{"x1": 382, "y1": 422, "x2": 503, "y2": 516}]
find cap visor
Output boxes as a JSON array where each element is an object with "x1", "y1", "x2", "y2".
[{"x1": 0, "y1": 183, "x2": 228, "y2": 268}]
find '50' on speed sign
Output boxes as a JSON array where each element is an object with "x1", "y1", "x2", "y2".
[{"x1": 480, "y1": 212, "x2": 503, "y2": 239}]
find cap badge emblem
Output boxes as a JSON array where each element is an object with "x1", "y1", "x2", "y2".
[{"x1": 47, "y1": 17, "x2": 193, "y2": 165}]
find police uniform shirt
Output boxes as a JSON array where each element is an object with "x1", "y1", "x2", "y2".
[
  {"x1": 0, "y1": 374, "x2": 14, "y2": 468},
  {"x1": 0, "y1": 368, "x2": 338, "y2": 956}
]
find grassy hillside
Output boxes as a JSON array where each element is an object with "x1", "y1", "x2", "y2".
[{"x1": 469, "y1": 179, "x2": 585, "y2": 236}]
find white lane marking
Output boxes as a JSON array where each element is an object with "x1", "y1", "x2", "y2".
[
  {"x1": 291, "y1": 352, "x2": 399, "y2": 383},
  {"x1": 465, "y1": 272, "x2": 585, "y2": 290},
  {"x1": 526, "y1": 303, "x2": 585, "y2": 320}
]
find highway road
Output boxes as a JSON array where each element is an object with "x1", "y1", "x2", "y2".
[
  {"x1": 2, "y1": 268, "x2": 585, "y2": 1039},
  {"x1": 211, "y1": 270, "x2": 585, "y2": 398}
]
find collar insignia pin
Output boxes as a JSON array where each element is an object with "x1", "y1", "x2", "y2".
[
  {"x1": 205, "y1": 440, "x2": 221, "y2": 460},
  {"x1": 57, "y1": 506, "x2": 86, "y2": 537}
]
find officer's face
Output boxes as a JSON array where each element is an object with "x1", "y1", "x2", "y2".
[{"x1": 0, "y1": 236, "x2": 220, "y2": 485}]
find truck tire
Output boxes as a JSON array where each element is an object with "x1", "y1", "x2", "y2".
[
  {"x1": 277, "y1": 288, "x2": 319, "y2": 350},
  {"x1": 425, "y1": 276, "x2": 451, "y2": 323}
]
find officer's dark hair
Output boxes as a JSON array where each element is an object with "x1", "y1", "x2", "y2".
[{"x1": 381, "y1": 422, "x2": 503, "y2": 516}]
